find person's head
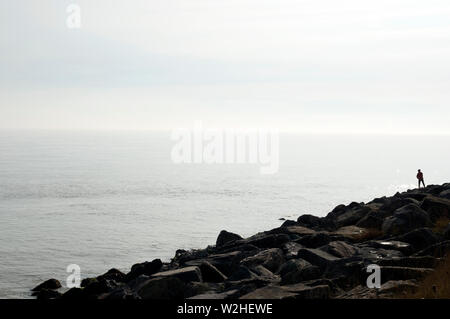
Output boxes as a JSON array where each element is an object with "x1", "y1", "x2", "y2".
[{"x1": 418, "y1": 169, "x2": 421, "y2": 172}]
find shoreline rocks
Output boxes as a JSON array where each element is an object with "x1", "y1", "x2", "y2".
[{"x1": 32, "y1": 183, "x2": 450, "y2": 299}]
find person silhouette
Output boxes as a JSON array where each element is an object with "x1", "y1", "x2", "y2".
[{"x1": 417, "y1": 169, "x2": 426, "y2": 188}]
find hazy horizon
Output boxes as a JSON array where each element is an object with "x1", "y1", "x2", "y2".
[{"x1": 1, "y1": 0, "x2": 450, "y2": 134}]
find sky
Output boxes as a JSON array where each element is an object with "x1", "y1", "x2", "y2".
[{"x1": 1, "y1": 0, "x2": 450, "y2": 133}]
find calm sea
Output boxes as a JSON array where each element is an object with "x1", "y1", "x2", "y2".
[{"x1": 0, "y1": 130, "x2": 448, "y2": 298}]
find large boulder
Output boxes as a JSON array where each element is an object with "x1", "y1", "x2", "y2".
[
  {"x1": 296, "y1": 233, "x2": 333, "y2": 248},
  {"x1": 278, "y1": 259, "x2": 321, "y2": 285},
  {"x1": 380, "y1": 266, "x2": 433, "y2": 284},
  {"x1": 393, "y1": 228, "x2": 439, "y2": 252},
  {"x1": 126, "y1": 259, "x2": 163, "y2": 282},
  {"x1": 137, "y1": 276, "x2": 187, "y2": 299},
  {"x1": 240, "y1": 248, "x2": 285, "y2": 273},
  {"x1": 382, "y1": 204, "x2": 432, "y2": 235},
  {"x1": 199, "y1": 262, "x2": 227, "y2": 283},
  {"x1": 245, "y1": 233, "x2": 291, "y2": 249},
  {"x1": 297, "y1": 248, "x2": 339, "y2": 271},
  {"x1": 239, "y1": 284, "x2": 329, "y2": 299},
  {"x1": 31, "y1": 279, "x2": 61, "y2": 292},
  {"x1": 319, "y1": 241, "x2": 359, "y2": 258},
  {"x1": 98, "y1": 268, "x2": 126, "y2": 283},
  {"x1": 282, "y1": 242, "x2": 304, "y2": 259},
  {"x1": 420, "y1": 196, "x2": 450, "y2": 221},
  {"x1": 216, "y1": 230, "x2": 243, "y2": 247},
  {"x1": 152, "y1": 266, "x2": 203, "y2": 283}
]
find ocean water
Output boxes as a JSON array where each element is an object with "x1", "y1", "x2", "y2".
[{"x1": 0, "y1": 131, "x2": 448, "y2": 298}]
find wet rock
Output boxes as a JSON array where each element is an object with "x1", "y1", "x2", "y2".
[
  {"x1": 31, "y1": 279, "x2": 61, "y2": 292},
  {"x1": 382, "y1": 204, "x2": 432, "y2": 236},
  {"x1": 216, "y1": 230, "x2": 243, "y2": 247}
]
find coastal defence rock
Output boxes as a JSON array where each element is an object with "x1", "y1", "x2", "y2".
[
  {"x1": 216, "y1": 230, "x2": 243, "y2": 247},
  {"x1": 382, "y1": 204, "x2": 432, "y2": 235},
  {"x1": 32, "y1": 182, "x2": 450, "y2": 300},
  {"x1": 31, "y1": 279, "x2": 61, "y2": 292}
]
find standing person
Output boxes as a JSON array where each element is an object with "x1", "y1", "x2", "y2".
[{"x1": 417, "y1": 169, "x2": 426, "y2": 188}]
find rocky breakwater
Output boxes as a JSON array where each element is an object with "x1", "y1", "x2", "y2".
[{"x1": 32, "y1": 183, "x2": 450, "y2": 299}]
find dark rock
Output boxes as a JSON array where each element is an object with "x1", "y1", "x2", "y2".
[
  {"x1": 356, "y1": 212, "x2": 384, "y2": 229},
  {"x1": 380, "y1": 266, "x2": 433, "y2": 284},
  {"x1": 378, "y1": 256, "x2": 439, "y2": 268},
  {"x1": 281, "y1": 241, "x2": 304, "y2": 259},
  {"x1": 421, "y1": 196, "x2": 450, "y2": 221},
  {"x1": 99, "y1": 286, "x2": 141, "y2": 300},
  {"x1": 445, "y1": 223, "x2": 450, "y2": 239},
  {"x1": 281, "y1": 220, "x2": 298, "y2": 227},
  {"x1": 240, "y1": 284, "x2": 329, "y2": 299},
  {"x1": 297, "y1": 248, "x2": 340, "y2": 271},
  {"x1": 126, "y1": 259, "x2": 163, "y2": 282},
  {"x1": 382, "y1": 204, "x2": 432, "y2": 235},
  {"x1": 216, "y1": 230, "x2": 243, "y2": 247},
  {"x1": 278, "y1": 259, "x2": 321, "y2": 285},
  {"x1": 393, "y1": 228, "x2": 439, "y2": 252},
  {"x1": 152, "y1": 266, "x2": 202, "y2": 283},
  {"x1": 199, "y1": 262, "x2": 227, "y2": 283},
  {"x1": 379, "y1": 197, "x2": 420, "y2": 215},
  {"x1": 83, "y1": 278, "x2": 119, "y2": 297},
  {"x1": 413, "y1": 240, "x2": 450, "y2": 257},
  {"x1": 98, "y1": 268, "x2": 126, "y2": 283},
  {"x1": 364, "y1": 240, "x2": 411, "y2": 254},
  {"x1": 439, "y1": 189, "x2": 450, "y2": 200},
  {"x1": 185, "y1": 251, "x2": 252, "y2": 277},
  {"x1": 31, "y1": 278, "x2": 61, "y2": 292},
  {"x1": 297, "y1": 214, "x2": 323, "y2": 228},
  {"x1": 138, "y1": 276, "x2": 187, "y2": 299},
  {"x1": 61, "y1": 287, "x2": 86, "y2": 300},
  {"x1": 227, "y1": 266, "x2": 257, "y2": 282},
  {"x1": 297, "y1": 233, "x2": 333, "y2": 248},
  {"x1": 319, "y1": 241, "x2": 359, "y2": 258},
  {"x1": 32, "y1": 289, "x2": 62, "y2": 299},
  {"x1": 245, "y1": 233, "x2": 290, "y2": 249},
  {"x1": 240, "y1": 248, "x2": 285, "y2": 273}
]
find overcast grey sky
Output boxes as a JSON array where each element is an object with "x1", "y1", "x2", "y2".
[{"x1": 1, "y1": 0, "x2": 450, "y2": 133}]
